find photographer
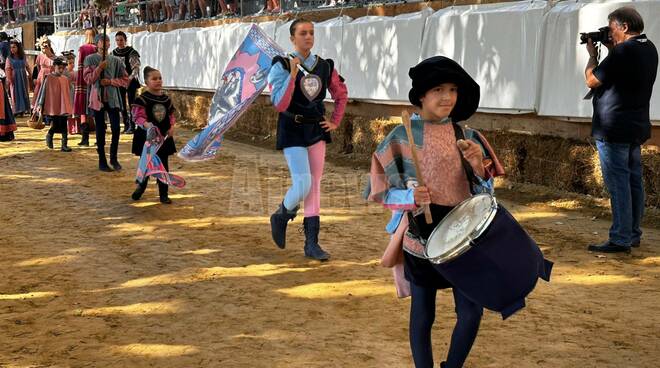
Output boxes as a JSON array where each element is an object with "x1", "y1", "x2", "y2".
[{"x1": 584, "y1": 7, "x2": 658, "y2": 253}]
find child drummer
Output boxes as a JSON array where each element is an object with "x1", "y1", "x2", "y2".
[{"x1": 366, "y1": 56, "x2": 505, "y2": 368}]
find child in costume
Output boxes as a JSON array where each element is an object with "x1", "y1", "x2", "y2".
[
  {"x1": 130, "y1": 66, "x2": 177, "y2": 204},
  {"x1": 266, "y1": 19, "x2": 348, "y2": 261},
  {"x1": 36, "y1": 57, "x2": 74, "y2": 152}
]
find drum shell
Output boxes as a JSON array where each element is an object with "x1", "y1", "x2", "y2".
[{"x1": 434, "y1": 205, "x2": 552, "y2": 319}]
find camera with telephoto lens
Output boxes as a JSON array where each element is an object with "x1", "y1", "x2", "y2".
[{"x1": 580, "y1": 26, "x2": 611, "y2": 44}]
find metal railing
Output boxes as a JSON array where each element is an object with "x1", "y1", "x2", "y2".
[
  {"x1": 49, "y1": 0, "x2": 403, "y2": 31},
  {"x1": 1, "y1": 0, "x2": 54, "y2": 24}
]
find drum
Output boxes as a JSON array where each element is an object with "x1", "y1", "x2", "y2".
[{"x1": 425, "y1": 194, "x2": 553, "y2": 319}]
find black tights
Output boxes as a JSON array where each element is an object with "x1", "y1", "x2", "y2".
[{"x1": 410, "y1": 283, "x2": 483, "y2": 368}]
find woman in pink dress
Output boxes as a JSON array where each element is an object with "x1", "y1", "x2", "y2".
[{"x1": 32, "y1": 36, "x2": 56, "y2": 110}]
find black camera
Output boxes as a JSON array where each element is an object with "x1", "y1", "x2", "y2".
[{"x1": 580, "y1": 26, "x2": 611, "y2": 44}]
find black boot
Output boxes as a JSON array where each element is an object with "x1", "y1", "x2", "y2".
[
  {"x1": 46, "y1": 133, "x2": 53, "y2": 149},
  {"x1": 303, "y1": 216, "x2": 330, "y2": 261},
  {"x1": 158, "y1": 180, "x2": 171, "y2": 204},
  {"x1": 132, "y1": 179, "x2": 148, "y2": 200},
  {"x1": 110, "y1": 144, "x2": 121, "y2": 171},
  {"x1": 270, "y1": 202, "x2": 298, "y2": 249},
  {"x1": 97, "y1": 146, "x2": 113, "y2": 172},
  {"x1": 61, "y1": 132, "x2": 72, "y2": 152},
  {"x1": 78, "y1": 130, "x2": 90, "y2": 146}
]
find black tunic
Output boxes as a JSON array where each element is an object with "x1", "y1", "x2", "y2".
[
  {"x1": 131, "y1": 91, "x2": 176, "y2": 157},
  {"x1": 272, "y1": 55, "x2": 336, "y2": 150},
  {"x1": 404, "y1": 204, "x2": 454, "y2": 289}
]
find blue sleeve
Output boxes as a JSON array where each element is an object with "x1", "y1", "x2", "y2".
[
  {"x1": 267, "y1": 61, "x2": 292, "y2": 107},
  {"x1": 471, "y1": 176, "x2": 495, "y2": 195}
]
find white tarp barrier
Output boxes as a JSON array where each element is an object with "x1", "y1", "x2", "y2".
[
  {"x1": 155, "y1": 31, "x2": 180, "y2": 87},
  {"x1": 341, "y1": 10, "x2": 433, "y2": 103},
  {"x1": 315, "y1": 16, "x2": 352, "y2": 75},
  {"x1": 132, "y1": 31, "x2": 161, "y2": 83},
  {"x1": 275, "y1": 20, "x2": 295, "y2": 54},
  {"x1": 64, "y1": 35, "x2": 85, "y2": 54},
  {"x1": 49, "y1": 35, "x2": 68, "y2": 55},
  {"x1": 537, "y1": 0, "x2": 660, "y2": 120},
  {"x1": 259, "y1": 21, "x2": 280, "y2": 41},
  {"x1": 273, "y1": 16, "x2": 352, "y2": 72},
  {"x1": 421, "y1": 1, "x2": 547, "y2": 113},
  {"x1": 175, "y1": 27, "x2": 214, "y2": 89}
]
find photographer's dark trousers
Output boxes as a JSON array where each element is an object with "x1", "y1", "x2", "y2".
[
  {"x1": 94, "y1": 105, "x2": 121, "y2": 167},
  {"x1": 596, "y1": 139, "x2": 644, "y2": 246}
]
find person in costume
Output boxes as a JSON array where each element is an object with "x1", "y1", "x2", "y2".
[
  {"x1": 36, "y1": 57, "x2": 74, "y2": 152},
  {"x1": 0, "y1": 67, "x2": 17, "y2": 142},
  {"x1": 366, "y1": 56, "x2": 505, "y2": 368},
  {"x1": 32, "y1": 36, "x2": 56, "y2": 110},
  {"x1": 4, "y1": 40, "x2": 30, "y2": 116},
  {"x1": 74, "y1": 28, "x2": 98, "y2": 147},
  {"x1": 113, "y1": 31, "x2": 141, "y2": 134},
  {"x1": 130, "y1": 66, "x2": 176, "y2": 204},
  {"x1": 84, "y1": 33, "x2": 129, "y2": 172},
  {"x1": 62, "y1": 50, "x2": 79, "y2": 135},
  {"x1": 266, "y1": 18, "x2": 348, "y2": 261}
]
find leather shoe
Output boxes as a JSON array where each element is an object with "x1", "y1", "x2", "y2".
[{"x1": 588, "y1": 241, "x2": 631, "y2": 254}]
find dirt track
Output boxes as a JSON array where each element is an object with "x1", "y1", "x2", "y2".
[{"x1": 1, "y1": 120, "x2": 659, "y2": 367}]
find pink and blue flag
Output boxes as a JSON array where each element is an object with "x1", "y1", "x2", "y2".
[
  {"x1": 136, "y1": 129, "x2": 186, "y2": 188},
  {"x1": 178, "y1": 25, "x2": 284, "y2": 161}
]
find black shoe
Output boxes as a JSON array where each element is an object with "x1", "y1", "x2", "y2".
[
  {"x1": 131, "y1": 182, "x2": 147, "y2": 200},
  {"x1": 46, "y1": 133, "x2": 53, "y2": 149},
  {"x1": 61, "y1": 134, "x2": 72, "y2": 152},
  {"x1": 631, "y1": 240, "x2": 640, "y2": 248},
  {"x1": 110, "y1": 161, "x2": 122, "y2": 171},
  {"x1": 270, "y1": 202, "x2": 298, "y2": 249},
  {"x1": 99, "y1": 164, "x2": 113, "y2": 172},
  {"x1": 78, "y1": 132, "x2": 90, "y2": 146},
  {"x1": 588, "y1": 241, "x2": 631, "y2": 254},
  {"x1": 303, "y1": 216, "x2": 330, "y2": 261},
  {"x1": 160, "y1": 196, "x2": 172, "y2": 204}
]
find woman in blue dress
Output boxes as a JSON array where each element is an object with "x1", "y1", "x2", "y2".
[{"x1": 5, "y1": 40, "x2": 30, "y2": 116}]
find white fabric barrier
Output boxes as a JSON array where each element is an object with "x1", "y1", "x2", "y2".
[
  {"x1": 421, "y1": 1, "x2": 547, "y2": 113},
  {"x1": 49, "y1": 35, "x2": 68, "y2": 55},
  {"x1": 274, "y1": 20, "x2": 294, "y2": 54},
  {"x1": 156, "y1": 31, "x2": 181, "y2": 87},
  {"x1": 537, "y1": 0, "x2": 660, "y2": 120},
  {"x1": 45, "y1": 1, "x2": 659, "y2": 119},
  {"x1": 315, "y1": 16, "x2": 353, "y2": 75},
  {"x1": 341, "y1": 10, "x2": 433, "y2": 103}
]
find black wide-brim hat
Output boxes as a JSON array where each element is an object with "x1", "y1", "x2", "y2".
[{"x1": 408, "y1": 56, "x2": 480, "y2": 122}]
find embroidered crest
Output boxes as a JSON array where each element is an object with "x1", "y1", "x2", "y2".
[
  {"x1": 300, "y1": 74, "x2": 322, "y2": 101},
  {"x1": 152, "y1": 103, "x2": 167, "y2": 123}
]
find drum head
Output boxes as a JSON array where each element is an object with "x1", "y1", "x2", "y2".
[{"x1": 426, "y1": 194, "x2": 497, "y2": 262}]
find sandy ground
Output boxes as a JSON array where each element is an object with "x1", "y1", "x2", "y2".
[{"x1": 0, "y1": 119, "x2": 659, "y2": 368}]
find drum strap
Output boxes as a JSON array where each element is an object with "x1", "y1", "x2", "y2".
[{"x1": 452, "y1": 123, "x2": 480, "y2": 188}]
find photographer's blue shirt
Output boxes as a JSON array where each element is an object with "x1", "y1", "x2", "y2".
[{"x1": 592, "y1": 34, "x2": 658, "y2": 144}]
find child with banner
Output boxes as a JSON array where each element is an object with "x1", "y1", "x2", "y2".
[
  {"x1": 131, "y1": 66, "x2": 180, "y2": 204},
  {"x1": 266, "y1": 19, "x2": 348, "y2": 261}
]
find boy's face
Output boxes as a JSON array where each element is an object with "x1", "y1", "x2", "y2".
[
  {"x1": 97, "y1": 39, "x2": 110, "y2": 52},
  {"x1": 420, "y1": 82, "x2": 458, "y2": 120},
  {"x1": 115, "y1": 36, "x2": 126, "y2": 49}
]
